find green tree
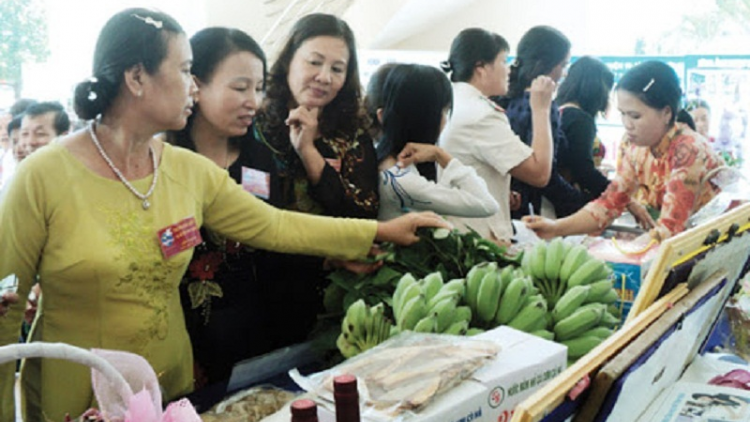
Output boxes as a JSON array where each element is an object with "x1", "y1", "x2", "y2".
[
  {"x1": 645, "y1": 1, "x2": 750, "y2": 55},
  {"x1": 717, "y1": 0, "x2": 750, "y2": 26},
  {"x1": 0, "y1": 0, "x2": 50, "y2": 98}
]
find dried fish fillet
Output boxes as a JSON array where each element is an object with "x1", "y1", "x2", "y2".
[{"x1": 312, "y1": 333, "x2": 499, "y2": 416}]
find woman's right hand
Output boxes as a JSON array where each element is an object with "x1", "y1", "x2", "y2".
[
  {"x1": 286, "y1": 106, "x2": 320, "y2": 154},
  {"x1": 397, "y1": 143, "x2": 452, "y2": 168},
  {"x1": 627, "y1": 201, "x2": 656, "y2": 230},
  {"x1": 522, "y1": 215, "x2": 559, "y2": 240},
  {"x1": 376, "y1": 212, "x2": 451, "y2": 245},
  {"x1": 528, "y1": 75, "x2": 556, "y2": 111}
]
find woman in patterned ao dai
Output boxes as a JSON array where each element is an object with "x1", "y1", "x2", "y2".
[{"x1": 524, "y1": 61, "x2": 725, "y2": 242}]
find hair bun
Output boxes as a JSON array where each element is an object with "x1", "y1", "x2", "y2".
[
  {"x1": 73, "y1": 76, "x2": 116, "y2": 121},
  {"x1": 439, "y1": 60, "x2": 452, "y2": 73}
]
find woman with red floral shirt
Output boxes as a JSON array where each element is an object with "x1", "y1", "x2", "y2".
[{"x1": 525, "y1": 61, "x2": 725, "y2": 242}]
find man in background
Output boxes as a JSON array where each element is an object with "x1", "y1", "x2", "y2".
[{"x1": 17, "y1": 101, "x2": 70, "y2": 161}]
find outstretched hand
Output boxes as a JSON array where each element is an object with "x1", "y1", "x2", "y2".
[
  {"x1": 376, "y1": 212, "x2": 452, "y2": 245},
  {"x1": 627, "y1": 201, "x2": 656, "y2": 230},
  {"x1": 522, "y1": 215, "x2": 559, "y2": 240},
  {"x1": 325, "y1": 247, "x2": 384, "y2": 274}
]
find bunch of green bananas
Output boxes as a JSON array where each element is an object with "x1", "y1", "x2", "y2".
[
  {"x1": 521, "y1": 238, "x2": 622, "y2": 362},
  {"x1": 336, "y1": 299, "x2": 394, "y2": 358},
  {"x1": 523, "y1": 239, "x2": 605, "y2": 304},
  {"x1": 464, "y1": 262, "x2": 550, "y2": 337},
  {"x1": 391, "y1": 272, "x2": 481, "y2": 336},
  {"x1": 553, "y1": 302, "x2": 620, "y2": 363}
]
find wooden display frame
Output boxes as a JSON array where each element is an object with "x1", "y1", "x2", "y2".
[
  {"x1": 509, "y1": 284, "x2": 689, "y2": 422},
  {"x1": 509, "y1": 203, "x2": 750, "y2": 422},
  {"x1": 627, "y1": 203, "x2": 750, "y2": 322},
  {"x1": 574, "y1": 270, "x2": 732, "y2": 422}
]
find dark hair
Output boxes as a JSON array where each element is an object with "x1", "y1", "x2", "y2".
[
  {"x1": 685, "y1": 98, "x2": 711, "y2": 113},
  {"x1": 170, "y1": 27, "x2": 267, "y2": 149},
  {"x1": 24, "y1": 101, "x2": 71, "y2": 135},
  {"x1": 364, "y1": 62, "x2": 398, "y2": 139},
  {"x1": 443, "y1": 28, "x2": 510, "y2": 83},
  {"x1": 10, "y1": 99, "x2": 37, "y2": 117},
  {"x1": 263, "y1": 13, "x2": 365, "y2": 150},
  {"x1": 677, "y1": 109, "x2": 696, "y2": 130},
  {"x1": 556, "y1": 56, "x2": 614, "y2": 117},
  {"x1": 190, "y1": 27, "x2": 266, "y2": 86},
  {"x1": 7, "y1": 114, "x2": 23, "y2": 136},
  {"x1": 376, "y1": 64, "x2": 452, "y2": 162},
  {"x1": 506, "y1": 25, "x2": 571, "y2": 99},
  {"x1": 73, "y1": 8, "x2": 184, "y2": 120},
  {"x1": 616, "y1": 60, "x2": 682, "y2": 124}
]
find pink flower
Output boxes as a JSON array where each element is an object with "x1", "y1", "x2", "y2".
[{"x1": 124, "y1": 389, "x2": 159, "y2": 422}]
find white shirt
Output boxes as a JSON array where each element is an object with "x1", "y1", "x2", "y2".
[
  {"x1": 0, "y1": 149, "x2": 15, "y2": 190},
  {"x1": 378, "y1": 158, "x2": 498, "y2": 221},
  {"x1": 439, "y1": 82, "x2": 532, "y2": 241}
]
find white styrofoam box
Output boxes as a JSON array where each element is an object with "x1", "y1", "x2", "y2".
[{"x1": 261, "y1": 326, "x2": 566, "y2": 422}]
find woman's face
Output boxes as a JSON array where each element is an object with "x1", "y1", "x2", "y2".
[
  {"x1": 617, "y1": 89, "x2": 672, "y2": 147},
  {"x1": 287, "y1": 36, "x2": 349, "y2": 109},
  {"x1": 195, "y1": 51, "x2": 264, "y2": 138},
  {"x1": 689, "y1": 106, "x2": 711, "y2": 137},
  {"x1": 483, "y1": 51, "x2": 510, "y2": 97},
  {"x1": 548, "y1": 53, "x2": 571, "y2": 83},
  {"x1": 142, "y1": 33, "x2": 198, "y2": 131}
]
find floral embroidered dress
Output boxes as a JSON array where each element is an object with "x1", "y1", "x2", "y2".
[
  {"x1": 0, "y1": 142, "x2": 377, "y2": 422},
  {"x1": 584, "y1": 125, "x2": 725, "y2": 240},
  {"x1": 250, "y1": 117, "x2": 379, "y2": 349},
  {"x1": 172, "y1": 134, "x2": 272, "y2": 387}
]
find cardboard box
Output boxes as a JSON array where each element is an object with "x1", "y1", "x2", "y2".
[
  {"x1": 412, "y1": 326, "x2": 567, "y2": 422},
  {"x1": 261, "y1": 326, "x2": 566, "y2": 422},
  {"x1": 587, "y1": 237, "x2": 658, "y2": 323}
]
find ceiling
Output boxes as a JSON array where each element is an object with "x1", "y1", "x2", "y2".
[
  {"x1": 251, "y1": 0, "x2": 485, "y2": 59},
  {"x1": 259, "y1": 0, "x2": 356, "y2": 55}
]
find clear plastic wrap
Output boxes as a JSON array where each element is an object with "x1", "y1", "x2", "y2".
[
  {"x1": 687, "y1": 167, "x2": 749, "y2": 228},
  {"x1": 291, "y1": 331, "x2": 499, "y2": 420}
]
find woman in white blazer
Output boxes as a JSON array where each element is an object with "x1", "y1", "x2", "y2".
[{"x1": 438, "y1": 28, "x2": 556, "y2": 243}]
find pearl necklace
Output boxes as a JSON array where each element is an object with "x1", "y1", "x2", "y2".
[{"x1": 88, "y1": 121, "x2": 158, "y2": 210}]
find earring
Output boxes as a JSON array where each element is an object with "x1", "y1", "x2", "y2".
[{"x1": 136, "y1": 91, "x2": 143, "y2": 97}]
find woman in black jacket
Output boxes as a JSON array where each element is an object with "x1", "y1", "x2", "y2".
[{"x1": 556, "y1": 55, "x2": 613, "y2": 201}]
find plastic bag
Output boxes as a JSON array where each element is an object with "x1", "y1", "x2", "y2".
[
  {"x1": 291, "y1": 331, "x2": 499, "y2": 420},
  {"x1": 687, "y1": 167, "x2": 749, "y2": 228}
]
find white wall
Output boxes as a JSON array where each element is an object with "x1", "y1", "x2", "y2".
[{"x1": 202, "y1": 0, "x2": 711, "y2": 56}]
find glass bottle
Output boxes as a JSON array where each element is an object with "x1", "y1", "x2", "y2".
[
  {"x1": 333, "y1": 374, "x2": 360, "y2": 422},
  {"x1": 291, "y1": 399, "x2": 319, "y2": 422}
]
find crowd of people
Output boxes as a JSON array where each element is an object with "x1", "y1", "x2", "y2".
[{"x1": 0, "y1": 7, "x2": 733, "y2": 422}]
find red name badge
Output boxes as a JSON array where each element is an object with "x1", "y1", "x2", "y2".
[
  {"x1": 157, "y1": 216, "x2": 203, "y2": 259},
  {"x1": 242, "y1": 167, "x2": 271, "y2": 199}
]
